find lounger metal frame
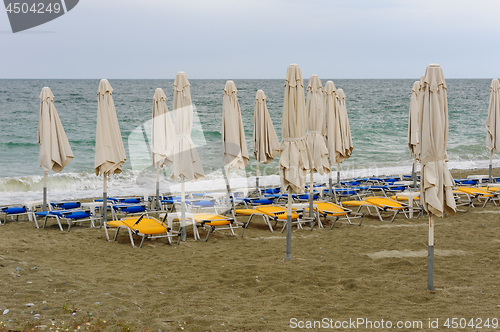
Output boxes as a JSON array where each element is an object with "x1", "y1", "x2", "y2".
[{"x1": 104, "y1": 214, "x2": 181, "y2": 248}]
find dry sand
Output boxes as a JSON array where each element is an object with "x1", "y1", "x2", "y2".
[{"x1": 1, "y1": 168, "x2": 500, "y2": 331}]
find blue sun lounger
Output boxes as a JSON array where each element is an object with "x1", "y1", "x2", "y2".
[
  {"x1": 0, "y1": 206, "x2": 30, "y2": 225},
  {"x1": 43, "y1": 209, "x2": 96, "y2": 231}
]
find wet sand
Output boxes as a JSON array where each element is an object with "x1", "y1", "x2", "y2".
[{"x1": 1, "y1": 168, "x2": 500, "y2": 331}]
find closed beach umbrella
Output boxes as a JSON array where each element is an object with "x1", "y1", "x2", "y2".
[
  {"x1": 151, "y1": 88, "x2": 175, "y2": 209},
  {"x1": 253, "y1": 89, "x2": 279, "y2": 193},
  {"x1": 280, "y1": 63, "x2": 309, "y2": 260},
  {"x1": 334, "y1": 88, "x2": 353, "y2": 184},
  {"x1": 222, "y1": 80, "x2": 249, "y2": 205},
  {"x1": 486, "y1": 78, "x2": 500, "y2": 183},
  {"x1": 95, "y1": 79, "x2": 126, "y2": 225},
  {"x1": 305, "y1": 75, "x2": 329, "y2": 216},
  {"x1": 168, "y1": 72, "x2": 205, "y2": 240},
  {"x1": 418, "y1": 64, "x2": 456, "y2": 291},
  {"x1": 38, "y1": 87, "x2": 74, "y2": 211},
  {"x1": 323, "y1": 80, "x2": 338, "y2": 198},
  {"x1": 408, "y1": 80, "x2": 421, "y2": 188}
]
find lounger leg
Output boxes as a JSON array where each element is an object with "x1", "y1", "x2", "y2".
[
  {"x1": 57, "y1": 217, "x2": 64, "y2": 231},
  {"x1": 104, "y1": 224, "x2": 111, "y2": 241},
  {"x1": 241, "y1": 215, "x2": 255, "y2": 237},
  {"x1": 113, "y1": 227, "x2": 120, "y2": 241},
  {"x1": 388, "y1": 210, "x2": 398, "y2": 223},
  {"x1": 330, "y1": 216, "x2": 339, "y2": 229},
  {"x1": 67, "y1": 220, "x2": 72, "y2": 232},
  {"x1": 200, "y1": 226, "x2": 214, "y2": 242},
  {"x1": 139, "y1": 235, "x2": 147, "y2": 248},
  {"x1": 33, "y1": 214, "x2": 39, "y2": 229},
  {"x1": 128, "y1": 229, "x2": 135, "y2": 248}
]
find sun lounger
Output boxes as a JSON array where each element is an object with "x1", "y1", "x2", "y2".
[
  {"x1": 455, "y1": 186, "x2": 498, "y2": 208},
  {"x1": 341, "y1": 197, "x2": 420, "y2": 222},
  {"x1": 254, "y1": 205, "x2": 313, "y2": 232},
  {"x1": 167, "y1": 212, "x2": 247, "y2": 241},
  {"x1": 104, "y1": 214, "x2": 181, "y2": 248},
  {"x1": 43, "y1": 209, "x2": 96, "y2": 231},
  {"x1": 234, "y1": 205, "x2": 283, "y2": 232},
  {"x1": 111, "y1": 204, "x2": 147, "y2": 220},
  {"x1": 304, "y1": 201, "x2": 364, "y2": 228},
  {"x1": 0, "y1": 206, "x2": 31, "y2": 225}
]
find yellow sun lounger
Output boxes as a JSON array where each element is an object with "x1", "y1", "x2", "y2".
[
  {"x1": 191, "y1": 213, "x2": 247, "y2": 241},
  {"x1": 456, "y1": 186, "x2": 498, "y2": 208},
  {"x1": 256, "y1": 205, "x2": 314, "y2": 232},
  {"x1": 234, "y1": 205, "x2": 302, "y2": 232},
  {"x1": 479, "y1": 186, "x2": 500, "y2": 193},
  {"x1": 303, "y1": 201, "x2": 364, "y2": 228},
  {"x1": 104, "y1": 215, "x2": 180, "y2": 248},
  {"x1": 167, "y1": 212, "x2": 247, "y2": 241},
  {"x1": 342, "y1": 197, "x2": 420, "y2": 222}
]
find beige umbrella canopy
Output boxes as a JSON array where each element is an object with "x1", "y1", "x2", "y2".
[
  {"x1": 485, "y1": 78, "x2": 500, "y2": 183},
  {"x1": 95, "y1": 79, "x2": 126, "y2": 224},
  {"x1": 408, "y1": 80, "x2": 421, "y2": 187},
  {"x1": 95, "y1": 79, "x2": 126, "y2": 176},
  {"x1": 167, "y1": 72, "x2": 205, "y2": 240},
  {"x1": 336, "y1": 89, "x2": 353, "y2": 163},
  {"x1": 222, "y1": 80, "x2": 249, "y2": 170},
  {"x1": 408, "y1": 81, "x2": 421, "y2": 158},
  {"x1": 280, "y1": 63, "x2": 309, "y2": 260},
  {"x1": 151, "y1": 88, "x2": 175, "y2": 208},
  {"x1": 305, "y1": 74, "x2": 329, "y2": 216},
  {"x1": 323, "y1": 80, "x2": 338, "y2": 198},
  {"x1": 323, "y1": 80, "x2": 338, "y2": 164},
  {"x1": 418, "y1": 64, "x2": 456, "y2": 291},
  {"x1": 332, "y1": 88, "x2": 353, "y2": 185},
  {"x1": 222, "y1": 80, "x2": 249, "y2": 207},
  {"x1": 38, "y1": 87, "x2": 74, "y2": 210},
  {"x1": 306, "y1": 74, "x2": 330, "y2": 175},
  {"x1": 151, "y1": 88, "x2": 175, "y2": 168},
  {"x1": 280, "y1": 64, "x2": 309, "y2": 194},
  {"x1": 168, "y1": 72, "x2": 205, "y2": 181},
  {"x1": 253, "y1": 89, "x2": 279, "y2": 191}
]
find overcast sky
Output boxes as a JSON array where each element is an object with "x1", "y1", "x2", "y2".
[{"x1": 1, "y1": 0, "x2": 499, "y2": 79}]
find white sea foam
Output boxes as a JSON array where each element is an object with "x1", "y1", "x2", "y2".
[{"x1": 0, "y1": 158, "x2": 496, "y2": 206}]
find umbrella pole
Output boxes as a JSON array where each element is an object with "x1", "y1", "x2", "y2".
[
  {"x1": 102, "y1": 174, "x2": 107, "y2": 227},
  {"x1": 413, "y1": 156, "x2": 417, "y2": 190},
  {"x1": 309, "y1": 171, "x2": 314, "y2": 228},
  {"x1": 156, "y1": 164, "x2": 160, "y2": 210},
  {"x1": 43, "y1": 171, "x2": 48, "y2": 211},
  {"x1": 489, "y1": 150, "x2": 493, "y2": 184},
  {"x1": 337, "y1": 162, "x2": 340, "y2": 186},
  {"x1": 256, "y1": 161, "x2": 260, "y2": 197},
  {"x1": 286, "y1": 187, "x2": 292, "y2": 261},
  {"x1": 223, "y1": 166, "x2": 234, "y2": 211},
  {"x1": 427, "y1": 213, "x2": 434, "y2": 291},
  {"x1": 181, "y1": 177, "x2": 186, "y2": 242},
  {"x1": 328, "y1": 170, "x2": 333, "y2": 198}
]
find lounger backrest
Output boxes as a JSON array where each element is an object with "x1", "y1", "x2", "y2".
[{"x1": 365, "y1": 197, "x2": 404, "y2": 209}]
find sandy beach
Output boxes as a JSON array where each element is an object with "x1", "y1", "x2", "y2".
[{"x1": 1, "y1": 168, "x2": 500, "y2": 331}]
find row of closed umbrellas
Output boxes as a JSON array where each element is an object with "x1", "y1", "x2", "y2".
[
  {"x1": 37, "y1": 63, "x2": 499, "y2": 291},
  {"x1": 37, "y1": 66, "x2": 355, "y2": 232}
]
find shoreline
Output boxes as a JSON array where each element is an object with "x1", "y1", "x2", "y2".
[{"x1": 1, "y1": 166, "x2": 500, "y2": 207}]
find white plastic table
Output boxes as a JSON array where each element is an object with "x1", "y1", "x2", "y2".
[{"x1": 396, "y1": 191, "x2": 420, "y2": 218}]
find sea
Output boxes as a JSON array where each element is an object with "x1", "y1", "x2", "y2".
[{"x1": 0, "y1": 78, "x2": 494, "y2": 205}]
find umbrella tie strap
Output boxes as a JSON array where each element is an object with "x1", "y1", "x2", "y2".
[
  {"x1": 421, "y1": 156, "x2": 446, "y2": 164},
  {"x1": 282, "y1": 136, "x2": 306, "y2": 142}
]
